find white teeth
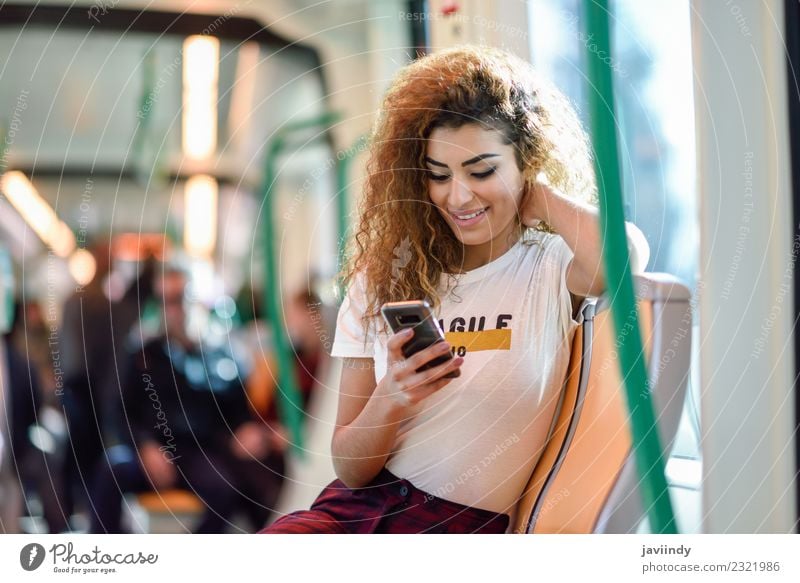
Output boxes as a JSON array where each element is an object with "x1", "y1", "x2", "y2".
[{"x1": 454, "y1": 208, "x2": 486, "y2": 220}]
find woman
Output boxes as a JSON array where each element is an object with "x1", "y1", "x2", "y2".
[{"x1": 262, "y1": 45, "x2": 648, "y2": 534}]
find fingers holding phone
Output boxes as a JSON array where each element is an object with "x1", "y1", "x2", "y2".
[
  {"x1": 381, "y1": 302, "x2": 465, "y2": 408},
  {"x1": 385, "y1": 329, "x2": 463, "y2": 407}
]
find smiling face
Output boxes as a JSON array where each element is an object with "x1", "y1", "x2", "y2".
[{"x1": 425, "y1": 123, "x2": 526, "y2": 271}]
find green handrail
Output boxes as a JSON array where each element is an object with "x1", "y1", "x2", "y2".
[
  {"x1": 335, "y1": 134, "x2": 367, "y2": 299},
  {"x1": 260, "y1": 112, "x2": 340, "y2": 455},
  {"x1": 132, "y1": 51, "x2": 157, "y2": 184},
  {"x1": 0, "y1": 123, "x2": 9, "y2": 174},
  {"x1": 582, "y1": 0, "x2": 678, "y2": 533}
]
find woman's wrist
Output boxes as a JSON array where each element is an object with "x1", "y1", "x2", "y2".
[
  {"x1": 371, "y1": 375, "x2": 412, "y2": 424},
  {"x1": 331, "y1": 384, "x2": 405, "y2": 488}
]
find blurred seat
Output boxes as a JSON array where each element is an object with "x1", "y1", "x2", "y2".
[
  {"x1": 128, "y1": 490, "x2": 205, "y2": 533},
  {"x1": 512, "y1": 273, "x2": 692, "y2": 534},
  {"x1": 136, "y1": 490, "x2": 204, "y2": 514}
]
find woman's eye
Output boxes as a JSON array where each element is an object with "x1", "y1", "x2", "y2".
[
  {"x1": 472, "y1": 168, "x2": 496, "y2": 179},
  {"x1": 427, "y1": 171, "x2": 450, "y2": 182}
]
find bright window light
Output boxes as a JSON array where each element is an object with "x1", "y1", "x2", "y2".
[
  {"x1": 184, "y1": 174, "x2": 218, "y2": 258},
  {"x1": 182, "y1": 35, "x2": 219, "y2": 161},
  {"x1": 0, "y1": 170, "x2": 76, "y2": 257}
]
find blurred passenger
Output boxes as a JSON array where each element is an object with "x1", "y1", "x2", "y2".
[
  {"x1": 238, "y1": 285, "x2": 329, "y2": 513},
  {"x1": 59, "y1": 240, "x2": 153, "y2": 521},
  {"x1": 284, "y1": 288, "x2": 326, "y2": 407},
  {"x1": 89, "y1": 268, "x2": 283, "y2": 533},
  {"x1": 243, "y1": 286, "x2": 327, "y2": 421},
  {"x1": 0, "y1": 332, "x2": 42, "y2": 532},
  {"x1": 10, "y1": 302, "x2": 58, "y2": 407},
  {"x1": 6, "y1": 303, "x2": 70, "y2": 533}
]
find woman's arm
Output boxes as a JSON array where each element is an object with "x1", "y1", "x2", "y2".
[
  {"x1": 330, "y1": 358, "x2": 406, "y2": 488},
  {"x1": 523, "y1": 182, "x2": 650, "y2": 299},
  {"x1": 331, "y1": 332, "x2": 464, "y2": 488}
]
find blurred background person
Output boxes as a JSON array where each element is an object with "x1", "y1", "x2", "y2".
[
  {"x1": 246, "y1": 287, "x2": 326, "y2": 423},
  {"x1": 89, "y1": 268, "x2": 283, "y2": 533},
  {"x1": 5, "y1": 302, "x2": 70, "y2": 533},
  {"x1": 238, "y1": 284, "x2": 330, "y2": 524},
  {"x1": 59, "y1": 239, "x2": 154, "y2": 524},
  {"x1": 0, "y1": 314, "x2": 43, "y2": 532}
]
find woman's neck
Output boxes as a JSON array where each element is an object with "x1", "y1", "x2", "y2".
[{"x1": 457, "y1": 224, "x2": 521, "y2": 272}]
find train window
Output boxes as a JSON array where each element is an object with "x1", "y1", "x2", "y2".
[{"x1": 529, "y1": 0, "x2": 702, "y2": 532}]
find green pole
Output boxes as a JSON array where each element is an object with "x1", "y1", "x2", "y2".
[
  {"x1": 583, "y1": 0, "x2": 677, "y2": 533},
  {"x1": 0, "y1": 123, "x2": 8, "y2": 174},
  {"x1": 261, "y1": 112, "x2": 340, "y2": 455},
  {"x1": 133, "y1": 51, "x2": 156, "y2": 182},
  {"x1": 335, "y1": 135, "x2": 367, "y2": 299}
]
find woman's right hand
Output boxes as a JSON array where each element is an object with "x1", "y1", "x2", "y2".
[{"x1": 377, "y1": 328, "x2": 464, "y2": 409}]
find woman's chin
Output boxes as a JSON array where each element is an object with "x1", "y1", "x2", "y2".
[
  {"x1": 450, "y1": 225, "x2": 502, "y2": 245},
  {"x1": 456, "y1": 235, "x2": 493, "y2": 249}
]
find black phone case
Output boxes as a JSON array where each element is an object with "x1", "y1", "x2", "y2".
[{"x1": 381, "y1": 300, "x2": 460, "y2": 378}]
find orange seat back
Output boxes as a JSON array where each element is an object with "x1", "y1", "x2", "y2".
[{"x1": 513, "y1": 274, "x2": 691, "y2": 533}]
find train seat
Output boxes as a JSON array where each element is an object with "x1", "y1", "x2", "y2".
[{"x1": 512, "y1": 272, "x2": 692, "y2": 534}]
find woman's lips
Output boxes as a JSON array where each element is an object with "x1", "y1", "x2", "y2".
[{"x1": 449, "y1": 207, "x2": 488, "y2": 227}]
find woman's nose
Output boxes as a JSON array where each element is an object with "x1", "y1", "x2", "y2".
[{"x1": 448, "y1": 177, "x2": 474, "y2": 207}]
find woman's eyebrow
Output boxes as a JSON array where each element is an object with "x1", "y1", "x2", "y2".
[
  {"x1": 461, "y1": 153, "x2": 500, "y2": 166},
  {"x1": 424, "y1": 153, "x2": 501, "y2": 168},
  {"x1": 424, "y1": 156, "x2": 448, "y2": 168}
]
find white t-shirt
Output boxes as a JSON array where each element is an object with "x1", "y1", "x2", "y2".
[{"x1": 331, "y1": 231, "x2": 582, "y2": 515}]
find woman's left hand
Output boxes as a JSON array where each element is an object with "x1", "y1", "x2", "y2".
[{"x1": 518, "y1": 176, "x2": 615, "y2": 297}]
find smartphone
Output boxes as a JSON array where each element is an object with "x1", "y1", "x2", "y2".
[{"x1": 380, "y1": 300, "x2": 460, "y2": 378}]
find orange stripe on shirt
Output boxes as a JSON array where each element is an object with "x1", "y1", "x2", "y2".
[{"x1": 444, "y1": 329, "x2": 512, "y2": 352}]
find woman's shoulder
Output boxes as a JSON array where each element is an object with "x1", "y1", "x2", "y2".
[
  {"x1": 511, "y1": 230, "x2": 572, "y2": 283},
  {"x1": 338, "y1": 269, "x2": 367, "y2": 298},
  {"x1": 522, "y1": 229, "x2": 570, "y2": 258},
  {"x1": 524, "y1": 227, "x2": 561, "y2": 245},
  {"x1": 338, "y1": 270, "x2": 382, "y2": 328},
  {"x1": 517, "y1": 229, "x2": 558, "y2": 259}
]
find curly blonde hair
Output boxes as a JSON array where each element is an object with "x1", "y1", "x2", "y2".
[{"x1": 340, "y1": 45, "x2": 596, "y2": 332}]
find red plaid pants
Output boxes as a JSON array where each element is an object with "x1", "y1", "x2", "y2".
[{"x1": 260, "y1": 467, "x2": 509, "y2": 534}]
